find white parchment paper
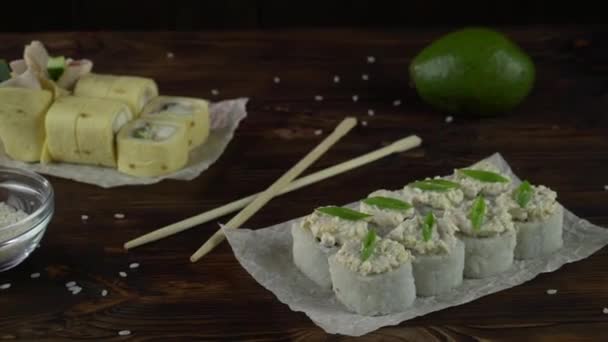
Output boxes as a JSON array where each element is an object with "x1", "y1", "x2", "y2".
[
  {"x1": 224, "y1": 153, "x2": 608, "y2": 336},
  {"x1": 0, "y1": 98, "x2": 248, "y2": 188}
]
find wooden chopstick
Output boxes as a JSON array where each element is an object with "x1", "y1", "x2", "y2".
[
  {"x1": 189, "y1": 117, "x2": 358, "y2": 262},
  {"x1": 123, "y1": 134, "x2": 422, "y2": 250}
]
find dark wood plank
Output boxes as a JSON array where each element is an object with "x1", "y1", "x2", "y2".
[{"x1": 0, "y1": 27, "x2": 607, "y2": 340}]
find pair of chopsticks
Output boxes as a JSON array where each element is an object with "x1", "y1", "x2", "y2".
[{"x1": 124, "y1": 117, "x2": 422, "y2": 262}]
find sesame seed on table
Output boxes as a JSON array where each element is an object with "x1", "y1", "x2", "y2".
[{"x1": 0, "y1": 27, "x2": 607, "y2": 340}]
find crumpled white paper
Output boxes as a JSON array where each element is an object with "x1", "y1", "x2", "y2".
[
  {"x1": 0, "y1": 98, "x2": 248, "y2": 188},
  {"x1": 224, "y1": 153, "x2": 608, "y2": 336}
]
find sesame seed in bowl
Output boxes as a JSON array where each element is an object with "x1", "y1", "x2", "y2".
[{"x1": 0, "y1": 167, "x2": 54, "y2": 272}]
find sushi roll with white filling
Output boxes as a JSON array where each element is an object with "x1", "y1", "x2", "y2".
[
  {"x1": 449, "y1": 195, "x2": 516, "y2": 278},
  {"x1": 497, "y1": 180, "x2": 563, "y2": 259},
  {"x1": 359, "y1": 194, "x2": 414, "y2": 236},
  {"x1": 141, "y1": 96, "x2": 210, "y2": 150},
  {"x1": 328, "y1": 230, "x2": 415, "y2": 315},
  {"x1": 453, "y1": 161, "x2": 512, "y2": 199},
  {"x1": 116, "y1": 118, "x2": 189, "y2": 177},
  {"x1": 292, "y1": 206, "x2": 370, "y2": 289},
  {"x1": 388, "y1": 211, "x2": 464, "y2": 296}
]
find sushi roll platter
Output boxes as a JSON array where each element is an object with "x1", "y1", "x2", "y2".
[
  {"x1": 291, "y1": 158, "x2": 565, "y2": 316},
  {"x1": 0, "y1": 41, "x2": 231, "y2": 182}
]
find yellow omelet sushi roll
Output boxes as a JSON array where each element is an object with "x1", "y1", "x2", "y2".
[
  {"x1": 74, "y1": 73, "x2": 158, "y2": 115},
  {"x1": 0, "y1": 87, "x2": 53, "y2": 162},
  {"x1": 116, "y1": 118, "x2": 189, "y2": 177},
  {"x1": 45, "y1": 96, "x2": 133, "y2": 167},
  {"x1": 141, "y1": 96, "x2": 210, "y2": 149}
]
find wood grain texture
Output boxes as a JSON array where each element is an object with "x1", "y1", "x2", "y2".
[{"x1": 0, "y1": 27, "x2": 607, "y2": 340}]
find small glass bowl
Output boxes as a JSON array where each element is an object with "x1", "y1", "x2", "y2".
[{"x1": 0, "y1": 167, "x2": 54, "y2": 272}]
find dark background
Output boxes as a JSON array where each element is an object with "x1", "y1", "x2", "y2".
[{"x1": 3, "y1": 0, "x2": 605, "y2": 32}]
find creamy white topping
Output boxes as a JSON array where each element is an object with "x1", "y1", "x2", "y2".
[
  {"x1": 454, "y1": 161, "x2": 511, "y2": 198},
  {"x1": 359, "y1": 199, "x2": 414, "y2": 229},
  {"x1": 405, "y1": 177, "x2": 464, "y2": 210},
  {"x1": 388, "y1": 212, "x2": 458, "y2": 255},
  {"x1": 448, "y1": 197, "x2": 514, "y2": 237},
  {"x1": 334, "y1": 237, "x2": 412, "y2": 275},
  {"x1": 368, "y1": 189, "x2": 415, "y2": 203},
  {"x1": 300, "y1": 210, "x2": 368, "y2": 248},
  {"x1": 496, "y1": 184, "x2": 559, "y2": 222}
]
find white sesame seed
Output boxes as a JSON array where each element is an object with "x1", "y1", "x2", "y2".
[
  {"x1": 273, "y1": 76, "x2": 280, "y2": 84},
  {"x1": 101, "y1": 289, "x2": 108, "y2": 297},
  {"x1": 211, "y1": 89, "x2": 219, "y2": 96},
  {"x1": 546, "y1": 289, "x2": 557, "y2": 295},
  {"x1": 367, "y1": 109, "x2": 375, "y2": 116},
  {"x1": 70, "y1": 286, "x2": 82, "y2": 295},
  {"x1": 81, "y1": 214, "x2": 89, "y2": 221},
  {"x1": 119, "y1": 272, "x2": 127, "y2": 278},
  {"x1": 166, "y1": 52, "x2": 174, "y2": 59},
  {"x1": 314, "y1": 95, "x2": 323, "y2": 102},
  {"x1": 603, "y1": 307, "x2": 608, "y2": 314},
  {"x1": 30, "y1": 272, "x2": 41, "y2": 279},
  {"x1": 333, "y1": 75, "x2": 340, "y2": 83},
  {"x1": 66, "y1": 281, "x2": 77, "y2": 288},
  {"x1": 361, "y1": 121, "x2": 368, "y2": 127},
  {"x1": 393, "y1": 100, "x2": 402, "y2": 106},
  {"x1": 445, "y1": 115, "x2": 454, "y2": 123},
  {"x1": 0, "y1": 283, "x2": 11, "y2": 290},
  {"x1": 352, "y1": 95, "x2": 359, "y2": 102},
  {"x1": 367, "y1": 56, "x2": 376, "y2": 64},
  {"x1": 118, "y1": 330, "x2": 131, "y2": 336},
  {"x1": 114, "y1": 213, "x2": 125, "y2": 220},
  {"x1": 604, "y1": 185, "x2": 608, "y2": 191},
  {"x1": 361, "y1": 74, "x2": 369, "y2": 81},
  {"x1": 314, "y1": 129, "x2": 323, "y2": 136},
  {"x1": 129, "y1": 263, "x2": 140, "y2": 269}
]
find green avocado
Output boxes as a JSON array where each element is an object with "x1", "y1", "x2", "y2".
[{"x1": 410, "y1": 28, "x2": 535, "y2": 116}]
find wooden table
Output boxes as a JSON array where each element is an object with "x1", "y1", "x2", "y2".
[{"x1": 1, "y1": 27, "x2": 607, "y2": 341}]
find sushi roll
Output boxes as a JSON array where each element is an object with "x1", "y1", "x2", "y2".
[
  {"x1": 405, "y1": 177, "x2": 464, "y2": 214},
  {"x1": 388, "y1": 211, "x2": 464, "y2": 296},
  {"x1": 74, "y1": 73, "x2": 158, "y2": 115},
  {"x1": 117, "y1": 118, "x2": 189, "y2": 177},
  {"x1": 497, "y1": 181, "x2": 563, "y2": 259},
  {"x1": 44, "y1": 96, "x2": 133, "y2": 167},
  {"x1": 0, "y1": 87, "x2": 53, "y2": 162},
  {"x1": 453, "y1": 161, "x2": 511, "y2": 199},
  {"x1": 328, "y1": 231, "x2": 415, "y2": 315},
  {"x1": 292, "y1": 206, "x2": 370, "y2": 289},
  {"x1": 449, "y1": 195, "x2": 516, "y2": 278},
  {"x1": 141, "y1": 96, "x2": 211, "y2": 150},
  {"x1": 358, "y1": 193, "x2": 414, "y2": 236}
]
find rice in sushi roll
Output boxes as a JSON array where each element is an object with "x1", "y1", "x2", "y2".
[
  {"x1": 359, "y1": 193, "x2": 415, "y2": 236},
  {"x1": 497, "y1": 181, "x2": 563, "y2": 259},
  {"x1": 453, "y1": 161, "x2": 512, "y2": 199},
  {"x1": 292, "y1": 206, "x2": 370, "y2": 289},
  {"x1": 328, "y1": 231, "x2": 415, "y2": 315},
  {"x1": 388, "y1": 211, "x2": 464, "y2": 296},
  {"x1": 449, "y1": 195, "x2": 516, "y2": 278}
]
